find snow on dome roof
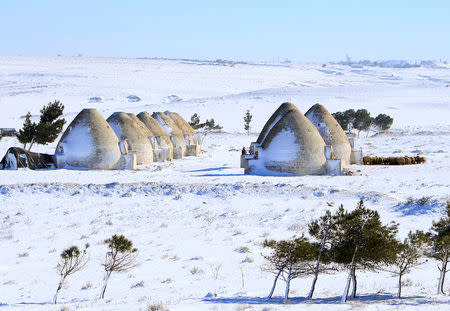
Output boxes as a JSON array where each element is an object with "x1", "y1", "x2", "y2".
[
  {"x1": 261, "y1": 105, "x2": 327, "y2": 175},
  {"x1": 305, "y1": 103, "x2": 351, "y2": 165},
  {"x1": 151, "y1": 112, "x2": 183, "y2": 137},
  {"x1": 164, "y1": 111, "x2": 195, "y2": 135},
  {"x1": 257, "y1": 102, "x2": 299, "y2": 145},
  {"x1": 107, "y1": 112, "x2": 153, "y2": 165},
  {"x1": 137, "y1": 112, "x2": 170, "y2": 138},
  {"x1": 56, "y1": 108, "x2": 122, "y2": 169},
  {"x1": 137, "y1": 111, "x2": 174, "y2": 159},
  {"x1": 152, "y1": 111, "x2": 186, "y2": 157},
  {"x1": 127, "y1": 113, "x2": 155, "y2": 137}
]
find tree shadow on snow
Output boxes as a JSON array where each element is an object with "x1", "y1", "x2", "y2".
[{"x1": 204, "y1": 294, "x2": 443, "y2": 306}]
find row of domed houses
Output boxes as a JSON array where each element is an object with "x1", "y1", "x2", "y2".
[
  {"x1": 55, "y1": 109, "x2": 201, "y2": 170},
  {"x1": 241, "y1": 103, "x2": 361, "y2": 175},
  {"x1": 1, "y1": 102, "x2": 360, "y2": 175}
]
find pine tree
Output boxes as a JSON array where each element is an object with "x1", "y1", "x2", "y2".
[
  {"x1": 263, "y1": 236, "x2": 317, "y2": 303},
  {"x1": 34, "y1": 100, "x2": 65, "y2": 146},
  {"x1": 204, "y1": 119, "x2": 222, "y2": 130},
  {"x1": 100, "y1": 235, "x2": 138, "y2": 299},
  {"x1": 53, "y1": 244, "x2": 89, "y2": 304},
  {"x1": 373, "y1": 113, "x2": 394, "y2": 132},
  {"x1": 353, "y1": 109, "x2": 372, "y2": 137},
  {"x1": 189, "y1": 113, "x2": 203, "y2": 129},
  {"x1": 332, "y1": 109, "x2": 355, "y2": 131},
  {"x1": 17, "y1": 101, "x2": 65, "y2": 151},
  {"x1": 243, "y1": 110, "x2": 252, "y2": 135},
  {"x1": 17, "y1": 112, "x2": 37, "y2": 150},
  {"x1": 307, "y1": 205, "x2": 352, "y2": 299},
  {"x1": 383, "y1": 231, "x2": 427, "y2": 298},
  {"x1": 330, "y1": 200, "x2": 398, "y2": 303},
  {"x1": 426, "y1": 202, "x2": 450, "y2": 295}
]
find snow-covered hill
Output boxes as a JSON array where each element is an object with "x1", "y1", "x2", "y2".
[{"x1": 0, "y1": 56, "x2": 449, "y2": 310}]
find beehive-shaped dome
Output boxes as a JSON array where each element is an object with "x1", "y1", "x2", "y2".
[
  {"x1": 152, "y1": 111, "x2": 186, "y2": 157},
  {"x1": 257, "y1": 102, "x2": 299, "y2": 145},
  {"x1": 260, "y1": 103, "x2": 327, "y2": 175},
  {"x1": 107, "y1": 112, "x2": 153, "y2": 165},
  {"x1": 164, "y1": 111, "x2": 195, "y2": 135},
  {"x1": 305, "y1": 104, "x2": 351, "y2": 165},
  {"x1": 55, "y1": 108, "x2": 122, "y2": 169},
  {"x1": 137, "y1": 112, "x2": 174, "y2": 159}
]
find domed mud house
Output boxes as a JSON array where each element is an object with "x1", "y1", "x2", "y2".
[
  {"x1": 55, "y1": 108, "x2": 136, "y2": 170},
  {"x1": 137, "y1": 111, "x2": 174, "y2": 161},
  {"x1": 106, "y1": 112, "x2": 154, "y2": 165},
  {"x1": 152, "y1": 111, "x2": 201, "y2": 158},
  {"x1": 241, "y1": 102, "x2": 361, "y2": 175}
]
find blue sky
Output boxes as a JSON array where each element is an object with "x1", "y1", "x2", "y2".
[{"x1": 0, "y1": 0, "x2": 448, "y2": 62}]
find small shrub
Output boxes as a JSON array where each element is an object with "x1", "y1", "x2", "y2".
[
  {"x1": 81, "y1": 281, "x2": 93, "y2": 290},
  {"x1": 54, "y1": 244, "x2": 89, "y2": 303},
  {"x1": 417, "y1": 196, "x2": 431, "y2": 206},
  {"x1": 100, "y1": 235, "x2": 138, "y2": 299},
  {"x1": 243, "y1": 255, "x2": 254, "y2": 263},
  {"x1": 146, "y1": 302, "x2": 169, "y2": 311},
  {"x1": 131, "y1": 281, "x2": 145, "y2": 288},
  {"x1": 190, "y1": 267, "x2": 203, "y2": 275},
  {"x1": 235, "y1": 246, "x2": 250, "y2": 253}
]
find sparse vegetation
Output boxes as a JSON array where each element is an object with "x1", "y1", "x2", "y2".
[
  {"x1": 332, "y1": 109, "x2": 394, "y2": 136},
  {"x1": 190, "y1": 267, "x2": 203, "y2": 275},
  {"x1": 260, "y1": 200, "x2": 424, "y2": 303},
  {"x1": 100, "y1": 234, "x2": 138, "y2": 299},
  {"x1": 189, "y1": 113, "x2": 222, "y2": 130},
  {"x1": 146, "y1": 302, "x2": 169, "y2": 311},
  {"x1": 54, "y1": 244, "x2": 89, "y2": 304}
]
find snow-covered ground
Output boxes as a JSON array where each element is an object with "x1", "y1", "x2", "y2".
[{"x1": 0, "y1": 56, "x2": 449, "y2": 310}]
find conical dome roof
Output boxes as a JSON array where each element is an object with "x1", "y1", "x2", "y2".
[
  {"x1": 56, "y1": 108, "x2": 122, "y2": 169},
  {"x1": 137, "y1": 112, "x2": 170, "y2": 138},
  {"x1": 151, "y1": 112, "x2": 183, "y2": 136},
  {"x1": 137, "y1": 111, "x2": 174, "y2": 159},
  {"x1": 257, "y1": 102, "x2": 299, "y2": 144},
  {"x1": 128, "y1": 113, "x2": 155, "y2": 136},
  {"x1": 305, "y1": 104, "x2": 351, "y2": 165},
  {"x1": 107, "y1": 112, "x2": 153, "y2": 165},
  {"x1": 152, "y1": 111, "x2": 187, "y2": 158},
  {"x1": 261, "y1": 105, "x2": 327, "y2": 175},
  {"x1": 164, "y1": 111, "x2": 195, "y2": 135}
]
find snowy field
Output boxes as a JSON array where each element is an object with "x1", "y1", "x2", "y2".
[{"x1": 0, "y1": 56, "x2": 449, "y2": 310}]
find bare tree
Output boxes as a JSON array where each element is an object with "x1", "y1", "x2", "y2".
[
  {"x1": 100, "y1": 235, "x2": 138, "y2": 299},
  {"x1": 53, "y1": 244, "x2": 89, "y2": 304}
]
